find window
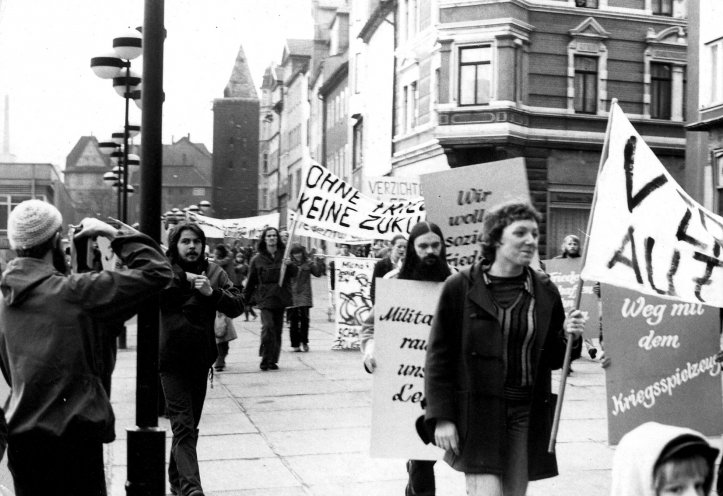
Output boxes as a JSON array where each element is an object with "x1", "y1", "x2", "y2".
[
  {"x1": 650, "y1": 63, "x2": 672, "y2": 119},
  {"x1": 263, "y1": 152, "x2": 269, "y2": 174},
  {"x1": 575, "y1": 0, "x2": 598, "y2": 6},
  {"x1": 192, "y1": 188, "x2": 205, "y2": 196},
  {"x1": 652, "y1": 0, "x2": 672, "y2": 16},
  {"x1": 458, "y1": 46, "x2": 491, "y2": 106},
  {"x1": 574, "y1": 56, "x2": 598, "y2": 114},
  {"x1": 410, "y1": 82, "x2": 418, "y2": 129},
  {"x1": 353, "y1": 120, "x2": 363, "y2": 171}
]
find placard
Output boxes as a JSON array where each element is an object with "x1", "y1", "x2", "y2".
[
  {"x1": 364, "y1": 175, "x2": 422, "y2": 203},
  {"x1": 421, "y1": 158, "x2": 531, "y2": 269},
  {"x1": 370, "y1": 278, "x2": 444, "y2": 460},
  {"x1": 543, "y1": 257, "x2": 600, "y2": 338},
  {"x1": 601, "y1": 283, "x2": 722, "y2": 445},
  {"x1": 332, "y1": 256, "x2": 377, "y2": 350}
]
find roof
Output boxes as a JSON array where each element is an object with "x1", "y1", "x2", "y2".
[
  {"x1": 65, "y1": 136, "x2": 109, "y2": 169},
  {"x1": 129, "y1": 164, "x2": 211, "y2": 187},
  {"x1": 164, "y1": 136, "x2": 211, "y2": 164},
  {"x1": 224, "y1": 44, "x2": 259, "y2": 99},
  {"x1": 285, "y1": 39, "x2": 315, "y2": 58}
]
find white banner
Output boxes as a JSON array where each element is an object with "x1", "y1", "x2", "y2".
[
  {"x1": 287, "y1": 210, "x2": 371, "y2": 245},
  {"x1": 187, "y1": 212, "x2": 280, "y2": 240},
  {"x1": 370, "y1": 279, "x2": 444, "y2": 460},
  {"x1": 364, "y1": 175, "x2": 422, "y2": 203},
  {"x1": 296, "y1": 163, "x2": 426, "y2": 241},
  {"x1": 581, "y1": 102, "x2": 723, "y2": 307},
  {"x1": 332, "y1": 256, "x2": 376, "y2": 350}
]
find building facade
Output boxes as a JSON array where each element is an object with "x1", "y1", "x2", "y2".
[
  {"x1": 64, "y1": 136, "x2": 116, "y2": 220},
  {"x1": 391, "y1": 0, "x2": 689, "y2": 257},
  {"x1": 212, "y1": 44, "x2": 260, "y2": 219},
  {"x1": 259, "y1": 64, "x2": 283, "y2": 215},
  {"x1": 687, "y1": 0, "x2": 723, "y2": 215}
]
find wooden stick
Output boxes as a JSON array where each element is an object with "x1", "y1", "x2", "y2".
[{"x1": 548, "y1": 98, "x2": 619, "y2": 453}]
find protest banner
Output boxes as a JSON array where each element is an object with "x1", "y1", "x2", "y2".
[
  {"x1": 332, "y1": 256, "x2": 376, "y2": 350},
  {"x1": 420, "y1": 158, "x2": 531, "y2": 269},
  {"x1": 601, "y1": 283, "x2": 722, "y2": 445},
  {"x1": 370, "y1": 279, "x2": 444, "y2": 460},
  {"x1": 364, "y1": 175, "x2": 422, "y2": 203},
  {"x1": 287, "y1": 210, "x2": 370, "y2": 245},
  {"x1": 295, "y1": 163, "x2": 426, "y2": 241},
  {"x1": 581, "y1": 101, "x2": 723, "y2": 307},
  {"x1": 187, "y1": 212, "x2": 280, "y2": 240},
  {"x1": 543, "y1": 258, "x2": 600, "y2": 339}
]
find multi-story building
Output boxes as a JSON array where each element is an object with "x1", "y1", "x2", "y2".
[
  {"x1": 212, "y1": 44, "x2": 260, "y2": 219},
  {"x1": 0, "y1": 162, "x2": 77, "y2": 265},
  {"x1": 64, "y1": 136, "x2": 116, "y2": 220},
  {"x1": 687, "y1": 0, "x2": 723, "y2": 215},
  {"x1": 259, "y1": 64, "x2": 283, "y2": 215},
  {"x1": 390, "y1": 0, "x2": 689, "y2": 257}
]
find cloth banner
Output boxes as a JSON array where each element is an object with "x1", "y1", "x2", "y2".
[
  {"x1": 370, "y1": 279, "x2": 444, "y2": 460},
  {"x1": 332, "y1": 256, "x2": 376, "y2": 350},
  {"x1": 295, "y1": 163, "x2": 426, "y2": 241},
  {"x1": 187, "y1": 212, "x2": 280, "y2": 240},
  {"x1": 288, "y1": 210, "x2": 371, "y2": 245},
  {"x1": 363, "y1": 175, "x2": 422, "y2": 203},
  {"x1": 543, "y1": 258, "x2": 600, "y2": 338},
  {"x1": 421, "y1": 158, "x2": 531, "y2": 269},
  {"x1": 601, "y1": 284, "x2": 722, "y2": 445},
  {"x1": 581, "y1": 102, "x2": 723, "y2": 307}
]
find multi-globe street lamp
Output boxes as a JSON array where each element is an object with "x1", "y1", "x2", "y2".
[{"x1": 90, "y1": 29, "x2": 143, "y2": 223}]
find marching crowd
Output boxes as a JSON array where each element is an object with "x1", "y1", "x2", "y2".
[{"x1": 0, "y1": 199, "x2": 718, "y2": 496}]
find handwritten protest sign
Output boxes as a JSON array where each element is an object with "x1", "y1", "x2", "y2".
[
  {"x1": 186, "y1": 212, "x2": 280, "y2": 240},
  {"x1": 581, "y1": 102, "x2": 723, "y2": 307},
  {"x1": 543, "y1": 258, "x2": 600, "y2": 338},
  {"x1": 333, "y1": 256, "x2": 376, "y2": 350},
  {"x1": 420, "y1": 158, "x2": 531, "y2": 269},
  {"x1": 295, "y1": 163, "x2": 426, "y2": 241},
  {"x1": 601, "y1": 283, "x2": 722, "y2": 445},
  {"x1": 364, "y1": 175, "x2": 422, "y2": 203},
  {"x1": 288, "y1": 210, "x2": 370, "y2": 245},
  {"x1": 370, "y1": 279, "x2": 444, "y2": 460}
]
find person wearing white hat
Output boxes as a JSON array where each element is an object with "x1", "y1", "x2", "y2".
[{"x1": 0, "y1": 199, "x2": 173, "y2": 496}]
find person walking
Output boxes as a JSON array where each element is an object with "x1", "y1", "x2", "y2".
[
  {"x1": 243, "y1": 227, "x2": 297, "y2": 371},
  {"x1": 211, "y1": 244, "x2": 239, "y2": 371},
  {"x1": 234, "y1": 251, "x2": 256, "y2": 321},
  {"x1": 0, "y1": 200, "x2": 173, "y2": 496},
  {"x1": 360, "y1": 222, "x2": 453, "y2": 496},
  {"x1": 287, "y1": 244, "x2": 324, "y2": 352},
  {"x1": 424, "y1": 202, "x2": 585, "y2": 496},
  {"x1": 159, "y1": 222, "x2": 244, "y2": 496}
]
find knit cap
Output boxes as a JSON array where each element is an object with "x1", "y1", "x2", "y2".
[{"x1": 8, "y1": 200, "x2": 63, "y2": 250}]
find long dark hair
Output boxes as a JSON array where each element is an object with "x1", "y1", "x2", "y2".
[
  {"x1": 397, "y1": 221, "x2": 451, "y2": 282},
  {"x1": 167, "y1": 222, "x2": 206, "y2": 266},
  {"x1": 257, "y1": 227, "x2": 285, "y2": 256}
]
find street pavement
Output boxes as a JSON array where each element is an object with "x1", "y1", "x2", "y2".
[
  {"x1": 103, "y1": 277, "x2": 616, "y2": 496},
  {"x1": 0, "y1": 277, "x2": 618, "y2": 495}
]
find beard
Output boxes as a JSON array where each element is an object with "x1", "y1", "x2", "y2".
[{"x1": 404, "y1": 254, "x2": 450, "y2": 282}]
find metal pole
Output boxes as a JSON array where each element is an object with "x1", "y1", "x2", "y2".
[
  {"x1": 123, "y1": 64, "x2": 131, "y2": 224},
  {"x1": 126, "y1": 1, "x2": 165, "y2": 494}
]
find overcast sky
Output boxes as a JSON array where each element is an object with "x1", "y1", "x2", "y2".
[{"x1": 0, "y1": 0, "x2": 313, "y2": 168}]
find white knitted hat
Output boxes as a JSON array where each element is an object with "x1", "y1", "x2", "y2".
[{"x1": 8, "y1": 200, "x2": 63, "y2": 250}]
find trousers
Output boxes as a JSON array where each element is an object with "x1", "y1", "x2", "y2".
[
  {"x1": 288, "y1": 306, "x2": 310, "y2": 347},
  {"x1": 260, "y1": 307, "x2": 284, "y2": 365}
]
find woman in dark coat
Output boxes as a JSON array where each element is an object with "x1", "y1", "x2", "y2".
[
  {"x1": 424, "y1": 202, "x2": 584, "y2": 496},
  {"x1": 286, "y1": 244, "x2": 324, "y2": 352},
  {"x1": 243, "y1": 227, "x2": 297, "y2": 371}
]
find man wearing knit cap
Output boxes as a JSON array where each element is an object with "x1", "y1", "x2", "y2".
[{"x1": 0, "y1": 199, "x2": 174, "y2": 496}]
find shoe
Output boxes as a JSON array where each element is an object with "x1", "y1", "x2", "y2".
[
  {"x1": 589, "y1": 347, "x2": 598, "y2": 359},
  {"x1": 213, "y1": 357, "x2": 225, "y2": 371},
  {"x1": 260, "y1": 362, "x2": 269, "y2": 371},
  {"x1": 187, "y1": 490, "x2": 205, "y2": 496},
  {"x1": 292, "y1": 346, "x2": 301, "y2": 352},
  {"x1": 269, "y1": 363, "x2": 279, "y2": 370},
  {"x1": 302, "y1": 343, "x2": 309, "y2": 352}
]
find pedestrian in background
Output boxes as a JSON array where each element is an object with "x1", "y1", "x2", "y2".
[
  {"x1": 159, "y1": 222, "x2": 244, "y2": 496},
  {"x1": 234, "y1": 251, "x2": 256, "y2": 321},
  {"x1": 212, "y1": 244, "x2": 239, "y2": 371},
  {"x1": 425, "y1": 201, "x2": 585, "y2": 496},
  {"x1": 361, "y1": 221, "x2": 453, "y2": 496},
  {"x1": 370, "y1": 233, "x2": 406, "y2": 304},
  {"x1": 287, "y1": 243, "x2": 324, "y2": 352},
  {"x1": 0, "y1": 200, "x2": 173, "y2": 496},
  {"x1": 243, "y1": 227, "x2": 297, "y2": 371},
  {"x1": 611, "y1": 421, "x2": 718, "y2": 496}
]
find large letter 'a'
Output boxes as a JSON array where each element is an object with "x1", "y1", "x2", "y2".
[{"x1": 623, "y1": 136, "x2": 668, "y2": 213}]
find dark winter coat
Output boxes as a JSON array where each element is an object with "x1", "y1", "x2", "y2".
[
  {"x1": 424, "y1": 263, "x2": 567, "y2": 480},
  {"x1": 289, "y1": 259, "x2": 323, "y2": 308},
  {"x1": 159, "y1": 261, "x2": 244, "y2": 374},
  {"x1": 243, "y1": 250, "x2": 298, "y2": 310},
  {"x1": 370, "y1": 256, "x2": 396, "y2": 304},
  {"x1": 0, "y1": 234, "x2": 173, "y2": 442}
]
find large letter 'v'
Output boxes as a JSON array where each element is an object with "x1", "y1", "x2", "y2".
[{"x1": 623, "y1": 136, "x2": 668, "y2": 213}]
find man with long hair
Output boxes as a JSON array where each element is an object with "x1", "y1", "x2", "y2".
[
  {"x1": 160, "y1": 222, "x2": 244, "y2": 496},
  {"x1": 361, "y1": 221, "x2": 453, "y2": 496},
  {"x1": 243, "y1": 227, "x2": 298, "y2": 371}
]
